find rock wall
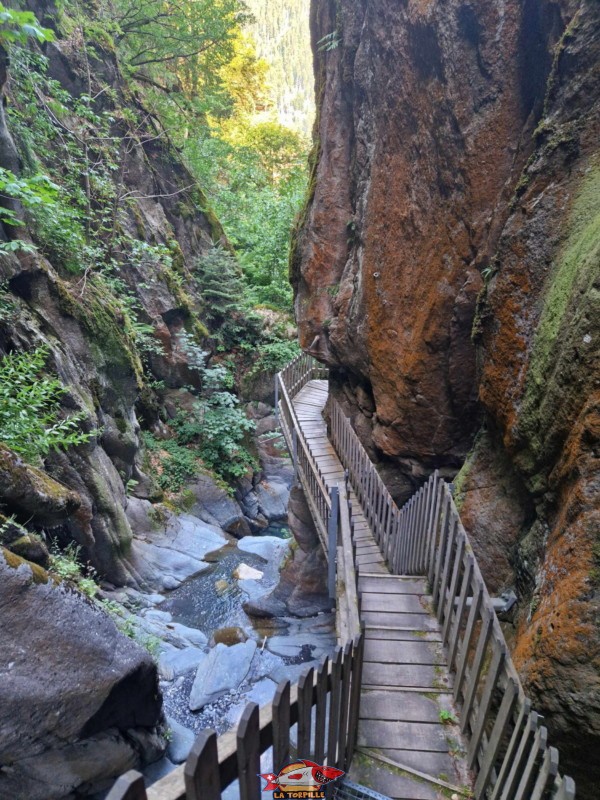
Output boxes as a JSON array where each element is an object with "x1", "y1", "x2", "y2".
[
  {"x1": 294, "y1": 0, "x2": 599, "y2": 793},
  {"x1": 0, "y1": 551, "x2": 165, "y2": 799}
]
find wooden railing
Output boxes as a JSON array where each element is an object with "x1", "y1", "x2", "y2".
[
  {"x1": 107, "y1": 635, "x2": 364, "y2": 800},
  {"x1": 329, "y1": 396, "x2": 576, "y2": 800},
  {"x1": 277, "y1": 353, "x2": 331, "y2": 547}
]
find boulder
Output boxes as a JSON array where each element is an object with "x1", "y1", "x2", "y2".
[
  {"x1": 158, "y1": 646, "x2": 207, "y2": 681},
  {"x1": 237, "y1": 535, "x2": 289, "y2": 564},
  {"x1": 189, "y1": 641, "x2": 257, "y2": 711},
  {"x1": 166, "y1": 718, "x2": 196, "y2": 765},
  {"x1": 190, "y1": 473, "x2": 251, "y2": 537},
  {"x1": 0, "y1": 551, "x2": 164, "y2": 799},
  {"x1": 211, "y1": 626, "x2": 249, "y2": 646},
  {"x1": 234, "y1": 563, "x2": 264, "y2": 580},
  {"x1": 255, "y1": 479, "x2": 289, "y2": 521}
]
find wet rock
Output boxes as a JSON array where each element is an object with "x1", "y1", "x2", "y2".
[
  {"x1": 127, "y1": 513, "x2": 226, "y2": 591},
  {"x1": 266, "y1": 633, "x2": 333, "y2": 660},
  {"x1": 238, "y1": 535, "x2": 289, "y2": 563},
  {"x1": 0, "y1": 551, "x2": 164, "y2": 799},
  {"x1": 243, "y1": 595, "x2": 288, "y2": 619},
  {"x1": 211, "y1": 626, "x2": 249, "y2": 646},
  {"x1": 159, "y1": 646, "x2": 207, "y2": 681},
  {"x1": 255, "y1": 479, "x2": 289, "y2": 521},
  {"x1": 143, "y1": 756, "x2": 177, "y2": 785},
  {"x1": 0, "y1": 444, "x2": 81, "y2": 526},
  {"x1": 234, "y1": 563, "x2": 264, "y2": 580},
  {"x1": 189, "y1": 641, "x2": 257, "y2": 711},
  {"x1": 190, "y1": 473, "x2": 251, "y2": 537},
  {"x1": 166, "y1": 718, "x2": 195, "y2": 765}
]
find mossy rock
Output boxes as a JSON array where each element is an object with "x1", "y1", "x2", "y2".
[{"x1": 1, "y1": 546, "x2": 51, "y2": 585}]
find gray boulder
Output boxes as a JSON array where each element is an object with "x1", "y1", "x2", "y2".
[
  {"x1": 255, "y1": 479, "x2": 289, "y2": 521},
  {"x1": 159, "y1": 646, "x2": 207, "y2": 680},
  {"x1": 189, "y1": 641, "x2": 257, "y2": 711},
  {"x1": 0, "y1": 551, "x2": 164, "y2": 800},
  {"x1": 166, "y1": 718, "x2": 196, "y2": 764},
  {"x1": 238, "y1": 535, "x2": 290, "y2": 563},
  {"x1": 190, "y1": 473, "x2": 251, "y2": 537}
]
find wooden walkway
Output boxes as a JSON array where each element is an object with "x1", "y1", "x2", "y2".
[{"x1": 293, "y1": 381, "x2": 471, "y2": 800}]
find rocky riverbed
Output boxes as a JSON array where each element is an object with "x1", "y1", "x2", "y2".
[{"x1": 98, "y1": 419, "x2": 334, "y2": 785}]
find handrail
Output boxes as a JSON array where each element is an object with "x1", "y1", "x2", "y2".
[
  {"x1": 107, "y1": 635, "x2": 364, "y2": 800},
  {"x1": 327, "y1": 394, "x2": 576, "y2": 800}
]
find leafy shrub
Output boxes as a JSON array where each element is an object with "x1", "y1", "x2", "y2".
[
  {"x1": 0, "y1": 347, "x2": 94, "y2": 463},
  {"x1": 247, "y1": 339, "x2": 300, "y2": 379},
  {"x1": 142, "y1": 431, "x2": 201, "y2": 492},
  {"x1": 174, "y1": 391, "x2": 256, "y2": 481},
  {"x1": 49, "y1": 542, "x2": 98, "y2": 599}
]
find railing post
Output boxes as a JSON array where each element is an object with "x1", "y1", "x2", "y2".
[
  {"x1": 274, "y1": 375, "x2": 279, "y2": 423},
  {"x1": 328, "y1": 486, "x2": 339, "y2": 603},
  {"x1": 292, "y1": 427, "x2": 298, "y2": 483}
]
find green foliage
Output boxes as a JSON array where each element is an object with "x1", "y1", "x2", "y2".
[
  {"x1": 0, "y1": 347, "x2": 94, "y2": 463},
  {"x1": 174, "y1": 391, "x2": 256, "y2": 481},
  {"x1": 248, "y1": 339, "x2": 300, "y2": 379},
  {"x1": 142, "y1": 431, "x2": 200, "y2": 492},
  {"x1": 0, "y1": 4, "x2": 54, "y2": 45},
  {"x1": 439, "y1": 709, "x2": 458, "y2": 725},
  {"x1": 49, "y1": 542, "x2": 98, "y2": 599},
  {"x1": 193, "y1": 247, "x2": 263, "y2": 346},
  {"x1": 317, "y1": 31, "x2": 340, "y2": 52}
]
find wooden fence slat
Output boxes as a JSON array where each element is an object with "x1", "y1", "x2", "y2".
[
  {"x1": 298, "y1": 667, "x2": 315, "y2": 758},
  {"x1": 326, "y1": 647, "x2": 343, "y2": 768},
  {"x1": 345, "y1": 633, "x2": 364, "y2": 769},
  {"x1": 467, "y1": 634, "x2": 506, "y2": 766},
  {"x1": 432, "y1": 492, "x2": 451, "y2": 605},
  {"x1": 315, "y1": 657, "x2": 329, "y2": 763},
  {"x1": 336, "y1": 641, "x2": 353, "y2": 769},
  {"x1": 530, "y1": 746, "x2": 559, "y2": 800},
  {"x1": 237, "y1": 703, "x2": 261, "y2": 800},
  {"x1": 417, "y1": 478, "x2": 431, "y2": 573},
  {"x1": 185, "y1": 730, "x2": 221, "y2": 800},
  {"x1": 499, "y1": 711, "x2": 539, "y2": 800},
  {"x1": 106, "y1": 771, "x2": 147, "y2": 800},
  {"x1": 272, "y1": 680, "x2": 291, "y2": 773},
  {"x1": 441, "y1": 528, "x2": 465, "y2": 639},
  {"x1": 554, "y1": 776, "x2": 576, "y2": 800},
  {"x1": 453, "y1": 580, "x2": 483, "y2": 703},
  {"x1": 436, "y1": 510, "x2": 458, "y2": 623},
  {"x1": 460, "y1": 605, "x2": 493, "y2": 730},
  {"x1": 428, "y1": 480, "x2": 444, "y2": 585},
  {"x1": 514, "y1": 726, "x2": 548, "y2": 800},
  {"x1": 448, "y1": 553, "x2": 474, "y2": 671},
  {"x1": 474, "y1": 678, "x2": 519, "y2": 798},
  {"x1": 490, "y1": 699, "x2": 532, "y2": 800}
]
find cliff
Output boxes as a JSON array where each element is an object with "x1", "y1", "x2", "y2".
[{"x1": 294, "y1": 0, "x2": 599, "y2": 794}]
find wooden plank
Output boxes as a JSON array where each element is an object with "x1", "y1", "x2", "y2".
[
  {"x1": 358, "y1": 748, "x2": 470, "y2": 797},
  {"x1": 448, "y1": 554, "x2": 474, "y2": 671},
  {"x1": 514, "y1": 726, "x2": 548, "y2": 800},
  {"x1": 362, "y1": 609, "x2": 440, "y2": 630},
  {"x1": 365, "y1": 626, "x2": 442, "y2": 643},
  {"x1": 184, "y1": 731, "x2": 221, "y2": 800},
  {"x1": 349, "y1": 755, "x2": 440, "y2": 800},
  {"x1": 453, "y1": 580, "x2": 483, "y2": 703},
  {"x1": 237, "y1": 703, "x2": 261, "y2": 800},
  {"x1": 364, "y1": 638, "x2": 441, "y2": 666},
  {"x1": 359, "y1": 690, "x2": 442, "y2": 723},
  {"x1": 336, "y1": 641, "x2": 353, "y2": 769},
  {"x1": 358, "y1": 719, "x2": 449, "y2": 752},
  {"x1": 362, "y1": 662, "x2": 443, "y2": 689},
  {"x1": 358, "y1": 576, "x2": 429, "y2": 594},
  {"x1": 441, "y1": 531, "x2": 465, "y2": 644},
  {"x1": 467, "y1": 635, "x2": 506, "y2": 766},
  {"x1": 361, "y1": 593, "x2": 430, "y2": 614},
  {"x1": 459, "y1": 605, "x2": 493, "y2": 729},
  {"x1": 369, "y1": 748, "x2": 461, "y2": 783}
]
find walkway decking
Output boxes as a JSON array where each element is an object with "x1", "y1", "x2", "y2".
[{"x1": 293, "y1": 380, "x2": 471, "y2": 800}]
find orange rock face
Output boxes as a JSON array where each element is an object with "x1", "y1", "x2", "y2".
[{"x1": 295, "y1": 0, "x2": 600, "y2": 792}]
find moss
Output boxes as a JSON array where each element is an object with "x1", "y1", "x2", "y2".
[
  {"x1": 1, "y1": 546, "x2": 51, "y2": 584},
  {"x1": 518, "y1": 164, "x2": 600, "y2": 460},
  {"x1": 49, "y1": 270, "x2": 144, "y2": 386}
]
